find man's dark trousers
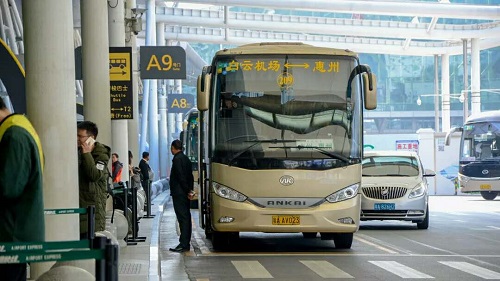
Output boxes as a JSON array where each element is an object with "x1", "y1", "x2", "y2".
[{"x1": 172, "y1": 194, "x2": 192, "y2": 248}]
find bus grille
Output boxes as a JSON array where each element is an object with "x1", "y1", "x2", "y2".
[{"x1": 362, "y1": 186, "x2": 407, "y2": 199}]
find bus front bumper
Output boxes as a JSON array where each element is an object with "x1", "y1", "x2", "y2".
[{"x1": 210, "y1": 195, "x2": 360, "y2": 233}]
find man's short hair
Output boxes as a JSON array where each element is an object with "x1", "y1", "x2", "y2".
[
  {"x1": 0, "y1": 97, "x2": 6, "y2": 110},
  {"x1": 171, "y1": 139, "x2": 183, "y2": 150},
  {"x1": 77, "y1": 121, "x2": 99, "y2": 138},
  {"x1": 142, "y1": 151, "x2": 149, "y2": 158}
]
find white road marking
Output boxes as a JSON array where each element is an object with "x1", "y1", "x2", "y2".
[
  {"x1": 232, "y1": 261, "x2": 273, "y2": 279},
  {"x1": 369, "y1": 261, "x2": 434, "y2": 279},
  {"x1": 440, "y1": 261, "x2": 500, "y2": 279},
  {"x1": 487, "y1": 226, "x2": 500, "y2": 230},
  {"x1": 355, "y1": 236, "x2": 398, "y2": 254},
  {"x1": 300, "y1": 260, "x2": 353, "y2": 278}
]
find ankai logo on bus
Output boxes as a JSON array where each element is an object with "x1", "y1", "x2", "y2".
[{"x1": 279, "y1": 175, "x2": 294, "y2": 186}]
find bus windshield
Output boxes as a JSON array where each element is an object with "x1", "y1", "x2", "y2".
[
  {"x1": 211, "y1": 54, "x2": 363, "y2": 170},
  {"x1": 461, "y1": 121, "x2": 500, "y2": 161}
]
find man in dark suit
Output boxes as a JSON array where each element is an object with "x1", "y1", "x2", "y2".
[
  {"x1": 138, "y1": 151, "x2": 152, "y2": 210},
  {"x1": 169, "y1": 139, "x2": 194, "y2": 252}
]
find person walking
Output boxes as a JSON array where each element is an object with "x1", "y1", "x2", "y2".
[
  {"x1": 169, "y1": 139, "x2": 194, "y2": 252},
  {"x1": 111, "y1": 152, "x2": 123, "y2": 183},
  {"x1": 77, "y1": 121, "x2": 111, "y2": 237},
  {"x1": 0, "y1": 97, "x2": 45, "y2": 280}
]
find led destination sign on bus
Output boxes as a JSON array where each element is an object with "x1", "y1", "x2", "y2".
[{"x1": 219, "y1": 59, "x2": 340, "y2": 73}]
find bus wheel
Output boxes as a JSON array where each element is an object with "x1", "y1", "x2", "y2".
[
  {"x1": 481, "y1": 191, "x2": 498, "y2": 200},
  {"x1": 333, "y1": 233, "x2": 353, "y2": 249},
  {"x1": 302, "y1": 232, "x2": 317, "y2": 239},
  {"x1": 211, "y1": 232, "x2": 238, "y2": 251}
]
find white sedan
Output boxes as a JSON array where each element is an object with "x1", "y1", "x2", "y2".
[{"x1": 360, "y1": 150, "x2": 435, "y2": 229}]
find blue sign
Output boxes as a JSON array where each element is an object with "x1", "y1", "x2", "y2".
[{"x1": 167, "y1": 94, "x2": 194, "y2": 114}]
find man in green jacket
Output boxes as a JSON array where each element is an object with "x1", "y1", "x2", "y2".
[
  {"x1": 0, "y1": 97, "x2": 45, "y2": 280},
  {"x1": 77, "y1": 121, "x2": 111, "y2": 237}
]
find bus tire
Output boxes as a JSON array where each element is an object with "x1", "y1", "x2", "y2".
[
  {"x1": 480, "y1": 191, "x2": 498, "y2": 200},
  {"x1": 333, "y1": 233, "x2": 353, "y2": 249}
]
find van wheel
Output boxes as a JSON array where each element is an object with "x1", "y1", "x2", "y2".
[
  {"x1": 302, "y1": 232, "x2": 317, "y2": 239},
  {"x1": 481, "y1": 191, "x2": 498, "y2": 200},
  {"x1": 417, "y1": 206, "x2": 429, "y2": 229},
  {"x1": 333, "y1": 233, "x2": 353, "y2": 249}
]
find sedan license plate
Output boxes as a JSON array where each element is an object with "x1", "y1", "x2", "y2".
[
  {"x1": 272, "y1": 215, "x2": 300, "y2": 225},
  {"x1": 480, "y1": 184, "x2": 491, "y2": 190},
  {"x1": 374, "y1": 203, "x2": 396, "y2": 210}
]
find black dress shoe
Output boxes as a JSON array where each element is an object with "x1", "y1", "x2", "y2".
[{"x1": 169, "y1": 244, "x2": 189, "y2": 252}]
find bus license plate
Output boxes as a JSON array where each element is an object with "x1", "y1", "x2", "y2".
[
  {"x1": 480, "y1": 184, "x2": 491, "y2": 190},
  {"x1": 374, "y1": 203, "x2": 395, "y2": 210},
  {"x1": 272, "y1": 215, "x2": 300, "y2": 225}
]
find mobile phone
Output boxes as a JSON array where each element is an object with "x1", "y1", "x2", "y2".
[{"x1": 85, "y1": 136, "x2": 96, "y2": 146}]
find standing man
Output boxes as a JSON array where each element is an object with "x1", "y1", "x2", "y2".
[
  {"x1": 0, "y1": 97, "x2": 45, "y2": 280},
  {"x1": 169, "y1": 139, "x2": 194, "y2": 252},
  {"x1": 77, "y1": 121, "x2": 111, "y2": 237},
  {"x1": 139, "y1": 151, "x2": 152, "y2": 209},
  {"x1": 111, "y1": 152, "x2": 123, "y2": 183}
]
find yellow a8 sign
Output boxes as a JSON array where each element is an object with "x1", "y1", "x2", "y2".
[{"x1": 167, "y1": 94, "x2": 194, "y2": 114}]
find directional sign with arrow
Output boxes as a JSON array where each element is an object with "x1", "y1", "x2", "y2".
[{"x1": 109, "y1": 47, "x2": 133, "y2": 119}]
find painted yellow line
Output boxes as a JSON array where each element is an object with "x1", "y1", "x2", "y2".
[{"x1": 354, "y1": 236, "x2": 398, "y2": 254}]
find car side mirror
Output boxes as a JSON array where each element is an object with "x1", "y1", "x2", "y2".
[{"x1": 423, "y1": 169, "x2": 436, "y2": 177}]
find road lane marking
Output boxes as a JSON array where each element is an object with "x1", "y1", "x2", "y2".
[
  {"x1": 369, "y1": 261, "x2": 434, "y2": 279},
  {"x1": 300, "y1": 260, "x2": 353, "y2": 278},
  {"x1": 439, "y1": 261, "x2": 500, "y2": 279},
  {"x1": 355, "y1": 236, "x2": 398, "y2": 254},
  {"x1": 487, "y1": 226, "x2": 500, "y2": 230},
  {"x1": 232, "y1": 261, "x2": 273, "y2": 278}
]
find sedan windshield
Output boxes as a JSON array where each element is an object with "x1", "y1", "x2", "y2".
[{"x1": 362, "y1": 156, "x2": 420, "y2": 177}]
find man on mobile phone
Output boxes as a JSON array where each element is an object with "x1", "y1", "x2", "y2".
[{"x1": 77, "y1": 121, "x2": 111, "y2": 237}]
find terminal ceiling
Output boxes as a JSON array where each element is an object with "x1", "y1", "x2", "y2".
[{"x1": 147, "y1": 0, "x2": 500, "y2": 56}]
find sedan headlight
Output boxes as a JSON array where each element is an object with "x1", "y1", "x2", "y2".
[
  {"x1": 325, "y1": 183, "x2": 359, "y2": 203},
  {"x1": 213, "y1": 182, "x2": 247, "y2": 202},
  {"x1": 408, "y1": 183, "x2": 427, "y2": 199}
]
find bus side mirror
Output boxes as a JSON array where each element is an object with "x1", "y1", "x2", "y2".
[
  {"x1": 197, "y1": 73, "x2": 211, "y2": 111},
  {"x1": 444, "y1": 127, "x2": 463, "y2": 146},
  {"x1": 363, "y1": 72, "x2": 377, "y2": 110}
]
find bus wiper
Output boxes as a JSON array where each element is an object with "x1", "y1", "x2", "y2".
[
  {"x1": 227, "y1": 139, "x2": 297, "y2": 166},
  {"x1": 272, "y1": 145, "x2": 350, "y2": 163}
]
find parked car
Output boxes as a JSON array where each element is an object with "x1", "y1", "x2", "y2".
[{"x1": 360, "y1": 150, "x2": 435, "y2": 229}]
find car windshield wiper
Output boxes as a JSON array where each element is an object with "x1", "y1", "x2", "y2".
[
  {"x1": 272, "y1": 145, "x2": 350, "y2": 163},
  {"x1": 227, "y1": 139, "x2": 297, "y2": 166}
]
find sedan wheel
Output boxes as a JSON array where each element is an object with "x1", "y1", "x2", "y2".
[{"x1": 417, "y1": 205, "x2": 429, "y2": 229}]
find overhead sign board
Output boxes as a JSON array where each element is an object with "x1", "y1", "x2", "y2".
[
  {"x1": 140, "y1": 46, "x2": 186, "y2": 79},
  {"x1": 167, "y1": 94, "x2": 194, "y2": 114},
  {"x1": 109, "y1": 47, "x2": 133, "y2": 120}
]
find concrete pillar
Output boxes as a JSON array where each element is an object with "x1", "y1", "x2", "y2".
[
  {"x1": 81, "y1": 0, "x2": 111, "y2": 145},
  {"x1": 462, "y1": 39, "x2": 469, "y2": 123},
  {"x1": 109, "y1": 0, "x2": 129, "y2": 181},
  {"x1": 417, "y1": 129, "x2": 436, "y2": 195},
  {"x1": 23, "y1": 0, "x2": 79, "y2": 278},
  {"x1": 126, "y1": 0, "x2": 140, "y2": 161},
  {"x1": 167, "y1": 79, "x2": 176, "y2": 177},
  {"x1": 147, "y1": 0, "x2": 159, "y2": 180},
  {"x1": 471, "y1": 38, "x2": 481, "y2": 115},
  {"x1": 175, "y1": 79, "x2": 183, "y2": 135},
  {"x1": 441, "y1": 54, "x2": 451, "y2": 132},
  {"x1": 157, "y1": 22, "x2": 168, "y2": 179},
  {"x1": 433, "y1": 55, "x2": 440, "y2": 133}
]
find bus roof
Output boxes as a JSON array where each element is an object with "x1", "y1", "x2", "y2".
[
  {"x1": 465, "y1": 110, "x2": 500, "y2": 124},
  {"x1": 215, "y1": 42, "x2": 357, "y2": 57}
]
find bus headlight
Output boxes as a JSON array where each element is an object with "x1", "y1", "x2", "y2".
[
  {"x1": 409, "y1": 183, "x2": 426, "y2": 199},
  {"x1": 325, "y1": 183, "x2": 359, "y2": 203},
  {"x1": 213, "y1": 182, "x2": 247, "y2": 202}
]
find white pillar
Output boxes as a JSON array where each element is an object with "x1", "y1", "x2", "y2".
[
  {"x1": 441, "y1": 54, "x2": 451, "y2": 132},
  {"x1": 157, "y1": 22, "x2": 168, "y2": 179},
  {"x1": 167, "y1": 78, "x2": 176, "y2": 178},
  {"x1": 126, "y1": 0, "x2": 140, "y2": 162},
  {"x1": 417, "y1": 129, "x2": 436, "y2": 195},
  {"x1": 147, "y1": 0, "x2": 159, "y2": 180},
  {"x1": 175, "y1": 79, "x2": 183, "y2": 135},
  {"x1": 433, "y1": 55, "x2": 440, "y2": 133},
  {"x1": 81, "y1": 0, "x2": 111, "y2": 145},
  {"x1": 23, "y1": 0, "x2": 79, "y2": 277},
  {"x1": 109, "y1": 0, "x2": 129, "y2": 181},
  {"x1": 471, "y1": 38, "x2": 481, "y2": 115}
]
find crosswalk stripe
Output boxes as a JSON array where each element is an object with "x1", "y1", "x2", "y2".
[
  {"x1": 300, "y1": 260, "x2": 354, "y2": 278},
  {"x1": 439, "y1": 261, "x2": 500, "y2": 279},
  {"x1": 232, "y1": 261, "x2": 273, "y2": 279},
  {"x1": 369, "y1": 261, "x2": 434, "y2": 279}
]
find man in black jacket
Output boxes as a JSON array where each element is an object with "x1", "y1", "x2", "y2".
[
  {"x1": 169, "y1": 139, "x2": 194, "y2": 252},
  {"x1": 139, "y1": 151, "x2": 152, "y2": 210}
]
